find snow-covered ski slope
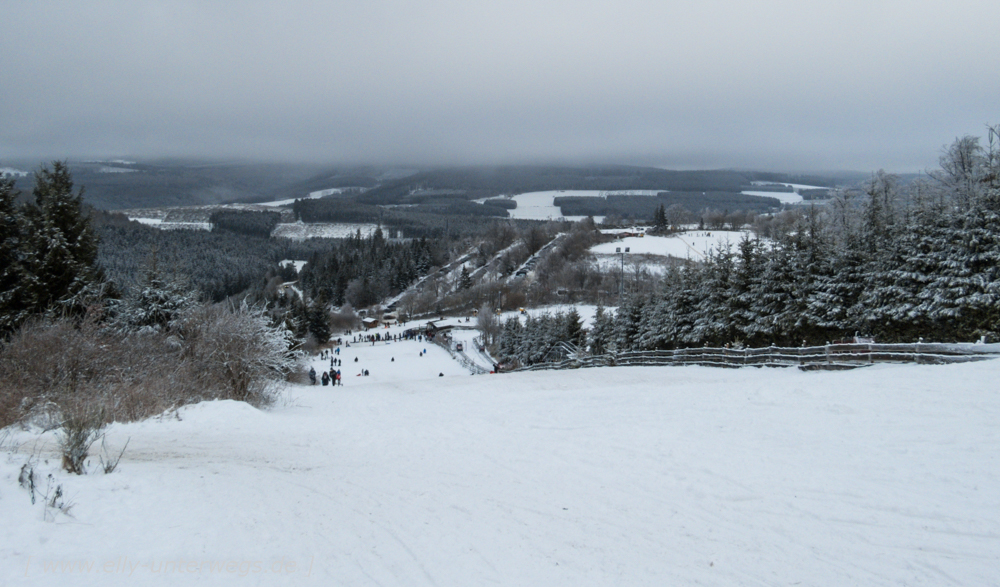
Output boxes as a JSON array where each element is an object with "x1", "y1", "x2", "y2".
[{"x1": 4, "y1": 329, "x2": 1000, "y2": 586}]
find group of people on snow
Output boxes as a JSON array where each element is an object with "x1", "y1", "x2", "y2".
[{"x1": 310, "y1": 366, "x2": 342, "y2": 386}]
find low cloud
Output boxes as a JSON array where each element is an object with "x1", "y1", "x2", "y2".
[{"x1": 2, "y1": 1, "x2": 998, "y2": 171}]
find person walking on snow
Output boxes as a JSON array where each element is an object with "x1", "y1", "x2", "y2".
[{"x1": 309, "y1": 367, "x2": 316, "y2": 385}]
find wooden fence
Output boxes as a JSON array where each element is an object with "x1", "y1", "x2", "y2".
[{"x1": 509, "y1": 342, "x2": 1000, "y2": 373}]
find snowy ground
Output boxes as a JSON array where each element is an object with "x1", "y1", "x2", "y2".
[
  {"x1": 278, "y1": 260, "x2": 307, "y2": 273},
  {"x1": 741, "y1": 190, "x2": 804, "y2": 204},
  {"x1": 742, "y1": 182, "x2": 830, "y2": 205},
  {"x1": 592, "y1": 230, "x2": 753, "y2": 261},
  {"x1": 3, "y1": 320, "x2": 999, "y2": 586}
]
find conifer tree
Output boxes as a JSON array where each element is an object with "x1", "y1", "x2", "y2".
[
  {"x1": 588, "y1": 305, "x2": 613, "y2": 355},
  {"x1": 561, "y1": 307, "x2": 585, "y2": 347},
  {"x1": 114, "y1": 254, "x2": 200, "y2": 332},
  {"x1": 0, "y1": 178, "x2": 27, "y2": 335},
  {"x1": 21, "y1": 162, "x2": 101, "y2": 317},
  {"x1": 459, "y1": 266, "x2": 473, "y2": 290}
]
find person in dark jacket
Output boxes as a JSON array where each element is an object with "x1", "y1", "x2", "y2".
[{"x1": 309, "y1": 367, "x2": 317, "y2": 385}]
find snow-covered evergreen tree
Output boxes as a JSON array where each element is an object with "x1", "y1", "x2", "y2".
[
  {"x1": 20, "y1": 162, "x2": 101, "y2": 318},
  {"x1": 612, "y1": 295, "x2": 646, "y2": 352},
  {"x1": 113, "y1": 258, "x2": 200, "y2": 332},
  {"x1": 727, "y1": 236, "x2": 764, "y2": 344},
  {"x1": 689, "y1": 246, "x2": 734, "y2": 346},
  {"x1": 588, "y1": 305, "x2": 613, "y2": 355},
  {"x1": 0, "y1": 178, "x2": 27, "y2": 336},
  {"x1": 496, "y1": 316, "x2": 524, "y2": 364},
  {"x1": 561, "y1": 307, "x2": 585, "y2": 348}
]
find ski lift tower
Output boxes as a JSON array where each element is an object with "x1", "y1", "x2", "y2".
[{"x1": 616, "y1": 246, "x2": 629, "y2": 300}]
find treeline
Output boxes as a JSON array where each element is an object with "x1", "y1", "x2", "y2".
[
  {"x1": 97, "y1": 219, "x2": 337, "y2": 302},
  {"x1": 298, "y1": 229, "x2": 446, "y2": 308},
  {"x1": 496, "y1": 130, "x2": 1000, "y2": 362},
  {"x1": 209, "y1": 210, "x2": 281, "y2": 237},
  {"x1": 292, "y1": 195, "x2": 509, "y2": 226},
  {"x1": 354, "y1": 166, "x2": 798, "y2": 205},
  {"x1": 495, "y1": 310, "x2": 587, "y2": 365},
  {"x1": 1, "y1": 164, "x2": 299, "y2": 441},
  {"x1": 554, "y1": 192, "x2": 782, "y2": 218},
  {"x1": 291, "y1": 196, "x2": 530, "y2": 239},
  {"x1": 1, "y1": 163, "x2": 103, "y2": 336}
]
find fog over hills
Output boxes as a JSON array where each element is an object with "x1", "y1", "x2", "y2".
[{"x1": 2, "y1": 2, "x2": 998, "y2": 173}]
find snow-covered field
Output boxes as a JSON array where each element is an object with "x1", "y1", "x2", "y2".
[
  {"x1": 4, "y1": 318, "x2": 999, "y2": 586},
  {"x1": 742, "y1": 182, "x2": 829, "y2": 205},
  {"x1": 592, "y1": 230, "x2": 752, "y2": 261}
]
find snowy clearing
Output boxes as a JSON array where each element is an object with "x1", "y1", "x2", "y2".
[
  {"x1": 741, "y1": 190, "x2": 804, "y2": 204},
  {"x1": 278, "y1": 259, "x2": 308, "y2": 273},
  {"x1": 592, "y1": 230, "x2": 752, "y2": 260},
  {"x1": 4, "y1": 346, "x2": 999, "y2": 586},
  {"x1": 742, "y1": 182, "x2": 831, "y2": 205}
]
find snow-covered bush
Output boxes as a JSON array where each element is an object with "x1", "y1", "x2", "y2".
[
  {"x1": 177, "y1": 301, "x2": 299, "y2": 407},
  {"x1": 0, "y1": 302, "x2": 300, "y2": 429}
]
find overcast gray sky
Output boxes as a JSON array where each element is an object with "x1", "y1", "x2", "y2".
[{"x1": 1, "y1": 0, "x2": 998, "y2": 172}]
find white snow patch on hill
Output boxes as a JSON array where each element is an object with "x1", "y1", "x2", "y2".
[
  {"x1": 742, "y1": 189, "x2": 804, "y2": 204},
  {"x1": 592, "y1": 230, "x2": 752, "y2": 260},
  {"x1": 279, "y1": 259, "x2": 308, "y2": 273},
  {"x1": 743, "y1": 182, "x2": 830, "y2": 205},
  {"x1": 0, "y1": 167, "x2": 29, "y2": 177}
]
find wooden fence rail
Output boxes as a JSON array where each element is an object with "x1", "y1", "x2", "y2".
[{"x1": 508, "y1": 342, "x2": 1000, "y2": 373}]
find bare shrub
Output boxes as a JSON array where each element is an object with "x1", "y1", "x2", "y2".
[
  {"x1": 58, "y1": 406, "x2": 105, "y2": 474},
  {"x1": 177, "y1": 301, "x2": 298, "y2": 407},
  {"x1": 0, "y1": 318, "x2": 210, "y2": 428},
  {"x1": 476, "y1": 303, "x2": 500, "y2": 346},
  {"x1": 0, "y1": 301, "x2": 299, "y2": 430},
  {"x1": 330, "y1": 303, "x2": 359, "y2": 330},
  {"x1": 98, "y1": 436, "x2": 129, "y2": 474}
]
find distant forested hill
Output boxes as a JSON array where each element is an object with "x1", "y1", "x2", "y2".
[
  {"x1": 555, "y1": 192, "x2": 782, "y2": 217},
  {"x1": 8, "y1": 160, "x2": 846, "y2": 211},
  {"x1": 354, "y1": 166, "x2": 766, "y2": 205},
  {"x1": 94, "y1": 213, "x2": 337, "y2": 301},
  {"x1": 9, "y1": 161, "x2": 328, "y2": 210}
]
